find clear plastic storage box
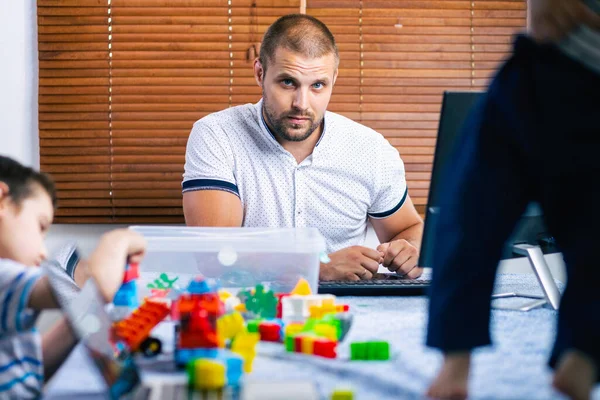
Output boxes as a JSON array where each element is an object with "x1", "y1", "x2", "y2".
[{"x1": 129, "y1": 226, "x2": 326, "y2": 296}]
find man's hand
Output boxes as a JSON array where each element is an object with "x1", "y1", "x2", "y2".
[
  {"x1": 377, "y1": 239, "x2": 422, "y2": 279},
  {"x1": 530, "y1": 0, "x2": 600, "y2": 43},
  {"x1": 319, "y1": 246, "x2": 383, "y2": 281}
]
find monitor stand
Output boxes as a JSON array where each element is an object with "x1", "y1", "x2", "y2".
[{"x1": 491, "y1": 244, "x2": 562, "y2": 312}]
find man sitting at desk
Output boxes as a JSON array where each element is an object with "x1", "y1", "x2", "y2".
[{"x1": 182, "y1": 14, "x2": 423, "y2": 282}]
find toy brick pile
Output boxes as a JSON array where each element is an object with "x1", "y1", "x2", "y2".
[{"x1": 109, "y1": 265, "x2": 390, "y2": 395}]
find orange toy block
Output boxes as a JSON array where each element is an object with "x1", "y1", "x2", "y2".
[{"x1": 113, "y1": 299, "x2": 170, "y2": 352}]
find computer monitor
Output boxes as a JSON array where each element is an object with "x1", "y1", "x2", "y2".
[{"x1": 418, "y1": 91, "x2": 556, "y2": 269}]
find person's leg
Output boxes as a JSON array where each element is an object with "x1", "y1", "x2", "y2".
[
  {"x1": 426, "y1": 36, "x2": 539, "y2": 399},
  {"x1": 529, "y1": 43, "x2": 600, "y2": 400}
]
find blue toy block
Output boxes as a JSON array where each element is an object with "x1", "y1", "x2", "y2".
[
  {"x1": 113, "y1": 281, "x2": 139, "y2": 307},
  {"x1": 175, "y1": 348, "x2": 219, "y2": 366},
  {"x1": 224, "y1": 355, "x2": 243, "y2": 386},
  {"x1": 187, "y1": 279, "x2": 211, "y2": 295}
]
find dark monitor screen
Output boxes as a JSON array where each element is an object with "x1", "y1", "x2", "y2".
[{"x1": 418, "y1": 91, "x2": 555, "y2": 268}]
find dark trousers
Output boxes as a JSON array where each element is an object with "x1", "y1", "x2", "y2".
[{"x1": 426, "y1": 35, "x2": 600, "y2": 371}]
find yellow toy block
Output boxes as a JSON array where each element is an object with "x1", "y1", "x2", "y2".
[
  {"x1": 314, "y1": 324, "x2": 337, "y2": 341},
  {"x1": 239, "y1": 351, "x2": 256, "y2": 373},
  {"x1": 291, "y1": 278, "x2": 312, "y2": 296},
  {"x1": 331, "y1": 389, "x2": 354, "y2": 400},
  {"x1": 321, "y1": 297, "x2": 335, "y2": 307},
  {"x1": 309, "y1": 303, "x2": 338, "y2": 319},
  {"x1": 231, "y1": 332, "x2": 260, "y2": 351},
  {"x1": 218, "y1": 289, "x2": 232, "y2": 301},
  {"x1": 231, "y1": 331, "x2": 260, "y2": 372},
  {"x1": 191, "y1": 359, "x2": 226, "y2": 390},
  {"x1": 301, "y1": 336, "x2": 315, "y2": 354},
  {"x1": 284, "y1": 323, "x2": 304, "y2": 337},
  {"x1": 217, "y1": 312, "x2": 244, "y2": 340},
  {"x1": 234, "y1": 303, "x2": 247, "y2": 313}
]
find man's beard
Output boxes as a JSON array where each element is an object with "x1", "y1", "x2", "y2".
[{"x1": 262, "y1": 93, "x2": 322, "y2": 142}]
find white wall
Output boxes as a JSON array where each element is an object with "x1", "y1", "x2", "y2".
[{"x1": 1, "y1": 0, "x2": 39, "y2": 167}]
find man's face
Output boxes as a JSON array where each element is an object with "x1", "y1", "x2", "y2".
[{"x1": 255, "y1": 48, "x2": 338, "y2": 143}]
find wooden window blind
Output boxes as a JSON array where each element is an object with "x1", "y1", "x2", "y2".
[
  {"x1": 307, "y1": 0, "x2": 527, "y2": 214},
  {"x1": 38, "y1": 0, "x2": 526, "y2": 223}
]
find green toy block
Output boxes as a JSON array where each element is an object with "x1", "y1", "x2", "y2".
[
  {"x1": 350, "y1": 342, "x2": 367, "y2": 360},
  {"x1": 185, "y1": 359, "x2": 196, "y2": 386},
  {"x1": 350, "y1": 341, "x2": 390, "y2": 361},
  {"x1": 331, "y1": 389, "x2": 354, "y2": 400},
  {"x1": 285, "y1": 335, "x2": 295, "y2": 352},
  {"x1": 367, "y1": 341, "x2": 390, "y2": 361},
  {"x1": 244, "y1": 284, "x2": 278, "y2": 319},
  {"x1": 246, "y1": 319, "x2": 261, "y2": 333}
]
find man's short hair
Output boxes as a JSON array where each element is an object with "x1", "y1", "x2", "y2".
[{"x1": 259, "y1": 14, "x2": 339, "y2": 73}]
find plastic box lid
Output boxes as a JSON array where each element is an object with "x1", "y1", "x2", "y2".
[
  {"x1": 129, "y1": 226, "x2": 326, "y2": 253},
  {"x1": 129, "y1": 226, "x2": 327, "y2": 294}
]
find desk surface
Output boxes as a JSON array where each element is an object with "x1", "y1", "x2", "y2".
[{"x1": 44, "y1": 274, "x2": 598, "y2": 400}]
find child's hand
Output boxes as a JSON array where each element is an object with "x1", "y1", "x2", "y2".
[
  {"x1": 88, "y1": 229, "x2": 146, "y2": 302},
  {"x1": 529, "y1": 0, "x2": 600, "y2": 43}
]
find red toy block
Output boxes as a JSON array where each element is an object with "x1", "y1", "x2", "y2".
[
  {"x1": 123, "y1": 263, "x2": 140, "y2": 284},
  {"x1": 175, "y1": 293, "x2": 227, "y2": 349},
  {"x1": 313, "y1": 338, "x2": 337, "y2": 359},
  {"x1": 258, "y1": 322, "x2": 281, "y2": 342},
  {"x1": 294, "y1": 336, "x2": 303, "y2": 352},
  {"x1": 275, "y1": 293, "x2": 289, "y2": 319}
]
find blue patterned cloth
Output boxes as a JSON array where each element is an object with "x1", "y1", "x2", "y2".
[{"x1": 44, "y1": 274, "x2": 600, "y2": 399}]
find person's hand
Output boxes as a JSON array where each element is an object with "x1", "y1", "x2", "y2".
[
  {"x1": 377, "y1": 239, "x2": 422, "y2": 279},
  {"x1": 319, "y1": 246, "x2": 383, "y2": 281},
  {"x1": 529, "y1": 0, "x2": 600, "y2": 43},
  {"x1": 88, "y1": 229, "x2": 146, "y2": 302}
]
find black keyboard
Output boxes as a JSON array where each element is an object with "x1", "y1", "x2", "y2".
[{"x1": 318, "y1": 278, "x2": 431, "y2": 296}]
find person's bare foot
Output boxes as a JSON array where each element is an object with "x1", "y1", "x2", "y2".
[
  {"x1": 426, "y1": 352, "x2": 471, "y2": 400},
  {"x1": 552, "y1": 350, "x2": 598, "y2": 400}
]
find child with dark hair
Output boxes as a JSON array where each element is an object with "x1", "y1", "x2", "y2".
[{"x1": 0, "y1": 155, "x2": 146, "y2": 398}]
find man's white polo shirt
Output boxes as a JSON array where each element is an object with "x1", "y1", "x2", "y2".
[{"x1": 183, "y1": 99, "x2": 408, "y2": 253}]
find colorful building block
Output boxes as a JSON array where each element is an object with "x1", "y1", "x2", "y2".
[
  {"x1": 275, "y1": 293, "x2": 289, "y2": 319},
  {"x1": 187, "y1": 359, "x2": 226, "y2": 390},
  {"x1": 331, "y1": 389, "x2": 354, "y2": 400},
  {"x1": 230, "y1": 332, "x2": 259, "y2": 373},
  {"x1": 258, "y1": 322, "x2": 281, "y2": 342},
  {"x1": 281, "y1": 294, "x2": 338, "y2": 321},
  {"x1": 290, "y1": 278, "x2": 312, "y2": 295},
  {"x1": 285, "y1": 335, "x2": 295, "y2": 352},
  {"x1": 223, "y1": 355, "x2": 244, "y2": 387},
  {"x1": 175, "y1": 293, "x2": 225, "y2": 351},
  {"x1": 113, "y1": 280, "x2": 139, "y2": 308},
  {"x1": 187, "y1": 277, "x2": 212, "y2": 294},
  {"x1": 246, "y1": 319, "x2": 261, "y2": 333},
  {"x1": 177, "y1": 348, "x2": 219, "y2": 366},
  {"x1": 122, "y1": 262, "x2": 140, "y2": 284},
  {"x1": 350, "y1": 341, "x2": 390, "y2": 361},
  {"x1": 146, "y1": 273, "x2": 178, "y2": 290},
  {"x1": 112, "y1": 299, "x2": 170, "y2": 354},
  {"x1": 243, "y1": 284, "x2": 278, "y2": 319},
  {"x1": 301, "y1": 336, "x2": 315, "y2": 354},
  {"x1": 217, "y1": 312, "x2": 245, "y2": 340},
  {"x1": 313, "y1": 338, "x2": 337, "y2": 358}
]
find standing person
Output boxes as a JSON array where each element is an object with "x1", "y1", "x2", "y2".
[{"x1": 426, "y1": 1, "x2": 600, "y2": 399}]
